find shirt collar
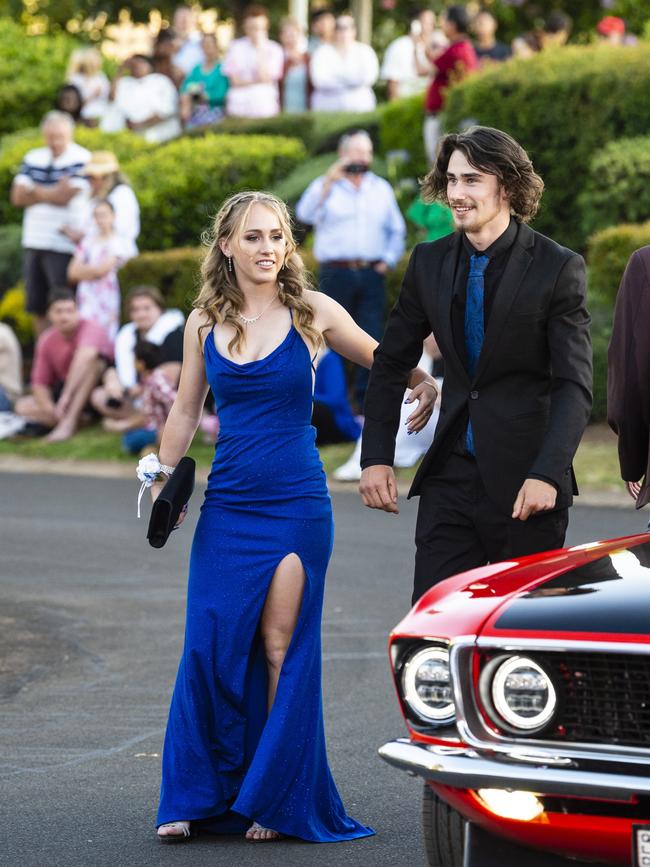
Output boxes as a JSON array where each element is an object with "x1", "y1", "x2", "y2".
[{"x1": 462, "y1": 216, "x2": 518, "y2": 260}]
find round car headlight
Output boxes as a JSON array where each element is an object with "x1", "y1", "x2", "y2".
[
  {"x1": 401, "y1": 646, "x2": 455, "y2": 723},
  {"x1": 490, "y1": 655, "x2": 557, "y2": 732}
]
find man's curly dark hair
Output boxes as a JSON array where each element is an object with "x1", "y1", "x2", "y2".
[{"x1": 421, "y1": 126, "x2": 544, "y2": 223}]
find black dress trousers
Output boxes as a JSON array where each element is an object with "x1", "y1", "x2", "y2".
[{"x1": 413, "y1": 452, "x2": 568, "y2": 604}]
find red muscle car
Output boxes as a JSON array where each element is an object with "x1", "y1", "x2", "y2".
[{"x1": 380, "y1": 534, "x2": 650, "y2": 867}]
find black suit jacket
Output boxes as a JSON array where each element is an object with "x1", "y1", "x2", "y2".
[
  {"x1": 361, "y1": 222, "x2": 593, "y2": 515},
  {"x1": 608, "y1": 246, "x2": 650, "y2": 508}
]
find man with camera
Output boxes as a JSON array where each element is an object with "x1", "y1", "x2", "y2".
[{"x1": 296, "y1": 130, "x2": 406, "y2": 408}]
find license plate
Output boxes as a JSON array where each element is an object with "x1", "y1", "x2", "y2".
[{"x1": 634, "y1": 825, "x2": 650, "y2": 867}]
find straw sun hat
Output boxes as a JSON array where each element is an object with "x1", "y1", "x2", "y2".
[{"x1": 84, "y1": 151, "x2": 120, "y2": 177}]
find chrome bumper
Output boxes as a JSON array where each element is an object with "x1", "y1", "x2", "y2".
[{"x1": 378, "y1": 738, "x2": 650, "y2": 800}]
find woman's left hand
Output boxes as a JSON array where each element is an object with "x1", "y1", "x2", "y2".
[{"x1": 404, "y1": 380, "x2": 438, "y2": 433}]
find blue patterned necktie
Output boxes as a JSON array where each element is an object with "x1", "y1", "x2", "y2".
[{"x1": 464, "y1": 253, "x2": 490, "y2": 455}]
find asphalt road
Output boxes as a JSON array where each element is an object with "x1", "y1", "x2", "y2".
[{"x1": 0, "y1": 472, "x2": 644, "y2": 867}]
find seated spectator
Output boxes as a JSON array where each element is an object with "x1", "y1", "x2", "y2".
[
  {"x1": 312, "y1": 348, "x2": 361, "y2": 445},
  {"x1": 310, "y1": 13, "x2": 379, "y2": 112},
  {"x1": 153, "y1": 28, "x2": 186, "y2": 89},
  {"x1": 10, "y1": 110, "x2": 90, "y2": 336},
  {"x1": 67, "y1": 200, "x2": 131, "y2": 342},
  {"x1": 65, "y1": 47, "x2": 110, "y2": 126},
  {"x1": 381, "y1": 9, "x2": 442, "y2": 101},
  {"x1": 597, "y1": 16, "x2": 626, "y2": 45},
  {"x1": 105, "y1": 340, "x2": 181, "y2": 452},
  {"x1": 14, "y1": 289, "x2": 112, "y2": 443},
  {"x1": 173, "y1": 4, "x2": 205, "y2": 75},
  {"x1": 91, "y1": 285, "x2": 184, "y2": 424},
  {"x1": 100, "y1": 55, "x2": 181, "y2": 144},
  {"x1": 308, "y1": 7, "x2": 335, "y2": 54},
  {"x1": 75, "y1": 151, "x2": 140, "y2": 254},
  {"x1": 0, "y1": 322, "x2": 22, "y2": 412},
  {"x1": 280, "y1": 17, "x2": 310, "y2": 113},
  {"x1": 180, "y1": 33, "x2": 229, "y2": 128},
  {"x1": 472, "y1": 8, "x2": 511, "y2": 65},
  {"x1": 222, "y1": 4, "x2": 284, "y2": 118},
  {"x1": 55, "y1": 84, "x2": 84, "y2": 123}
]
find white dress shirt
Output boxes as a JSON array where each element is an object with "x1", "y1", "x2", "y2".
[
  {"x1": 310, "y1": 42, "x2": 379, "y2": 112},
  {"x1": 296, "y1": 172, "x2": 405, "y2": 267}
]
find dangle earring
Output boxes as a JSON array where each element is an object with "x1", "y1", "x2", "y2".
[{"x1": 227, "y1": 256, "x2": 233, "y2": 273}]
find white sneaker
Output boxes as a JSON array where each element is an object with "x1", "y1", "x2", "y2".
[
  {"x1": 332, "y1": 438, "x2": 362, "y2": 481},
  {"x1": 0, "y1": 412, "x2": 26, "y2": 440}
]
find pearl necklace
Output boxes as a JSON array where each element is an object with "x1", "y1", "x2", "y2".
[{"x1": 237, "y1": 292, "x2": 279, "y2": 325}]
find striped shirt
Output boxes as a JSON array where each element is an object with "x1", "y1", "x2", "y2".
[{"x1": 13, "y1": 142, "x2": 91, "y2": 253}]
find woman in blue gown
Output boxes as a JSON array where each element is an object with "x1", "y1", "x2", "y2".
[{"x1": 150, "y1": 191, "x2": 437, "y2": 844}]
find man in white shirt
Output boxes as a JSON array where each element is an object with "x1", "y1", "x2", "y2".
[
  {"x1": 10, "y1": 111, "x2": 90, "y2": 336},
  {"x1": 296, "y1": 130, "x2": 405, "y2": 408},
  {"x1": 310, "y1": 14, "x2": 379, "y2": 112}
]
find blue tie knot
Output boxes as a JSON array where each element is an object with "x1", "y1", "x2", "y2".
[{"x1": 469, "y1": 254, "x2": 490, "y2": 276}]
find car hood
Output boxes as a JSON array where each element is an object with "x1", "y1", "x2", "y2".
[
  {"x1": 480, "y1": 534, "x2": 650, "y2": 642},
  {"x1": 393, "y1": 534, "x2": 650, "y2": 645}
]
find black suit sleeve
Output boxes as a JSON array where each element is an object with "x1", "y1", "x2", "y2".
[
  {"x1": 607, "y1": 250, "x2": 650, "y2": 482},
  {"x1": 528, "y1": 253, "x2": 592, "y2": 486},
  {"x1": 361, "y1": 245, "x2": 432, "y2": 469}
]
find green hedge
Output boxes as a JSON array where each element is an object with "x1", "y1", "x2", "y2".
[
  {"x1": 192, "y1": 109, "x2": 385, "y2": 156},
  {"x1": 379, "y1": 93, "x2": 427, "y2": 176},
  {"x1": 587, "y1": 221, "x2": 650, "y2": 307},
  {"x1": 443, "y1": 44, "x2": 650, "y2": 252},
  {"x1": 0, "y1": 224, "x2": 22, "y2": 293},
  {"x1": 0, "y1": 19, "x2": 77, "y2": 136},
  {"x1": 1, "y1": 130, "x2": 305, "y2": 251},
  {"x1": 119, "y1": 247, "x2": 203, "y2": 313},
  {"x1": 0, "y1": 127, "x2": 153, "y2": 226},
  {"x1": 126, "y1": 134, "x2": 306, "y2": 250},
  {"x1": 579, "y1": 137, "x2": 650, "y2": 239}
]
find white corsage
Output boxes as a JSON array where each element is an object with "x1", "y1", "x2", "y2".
[{"x1": 136, "y1": 453, "x2": 174, "y2": 518}]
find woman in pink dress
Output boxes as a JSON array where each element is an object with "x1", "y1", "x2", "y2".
[{"x1": 67, "y1": 200, "x2": 128, "y2": 342}]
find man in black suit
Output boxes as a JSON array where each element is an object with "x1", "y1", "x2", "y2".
[{"x1": 359, "y1": 126, "x2": 592, "y2": 603}]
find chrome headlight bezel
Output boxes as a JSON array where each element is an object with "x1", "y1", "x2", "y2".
[
  {"x1": 480, "y1": 654, "x2": 558, "y2": 735},
  {"x1": 400, "y1": 644, "x2": 456, "y2": 725}
]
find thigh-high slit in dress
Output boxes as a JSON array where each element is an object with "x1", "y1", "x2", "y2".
[{"x1": 156, "y1": 315, "x2": 374, "y2": 843}]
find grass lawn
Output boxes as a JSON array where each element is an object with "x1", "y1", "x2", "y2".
[{"x1": 0, "y1": 423, "x2": 625, "y2": 493}]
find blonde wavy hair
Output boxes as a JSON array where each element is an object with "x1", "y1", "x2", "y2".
[{"x1": 195, "y1": 191, "x2": 322, "y2": 355}]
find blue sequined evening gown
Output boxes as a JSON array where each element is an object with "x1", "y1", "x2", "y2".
[{"x1": 156, "y1": 313, "x2": 374, "y2": 843}]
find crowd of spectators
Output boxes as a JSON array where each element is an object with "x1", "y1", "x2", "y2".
[
  {"x1": 43, "y1": 3, "x2": 634, "y2": 154},
  {"x1": 0, "y1": 4, "x2": 634, "y2": 457}
]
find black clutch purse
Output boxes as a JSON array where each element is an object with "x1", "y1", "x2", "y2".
[{"x1": 147, "y1": 457, "x2": 196, "y2": 548}]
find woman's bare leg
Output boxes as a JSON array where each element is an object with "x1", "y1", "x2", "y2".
[{"x1": 246, "y1": 553, "x2": 305, "y2": 841}]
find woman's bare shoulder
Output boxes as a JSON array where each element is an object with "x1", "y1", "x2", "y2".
[{"x1": 186, "y1": 308, "x2": 213, "y2": 350}]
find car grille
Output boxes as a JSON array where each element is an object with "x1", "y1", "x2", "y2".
[{"x1": 537, "y1": 651, "x2": 650, "y2": 749}]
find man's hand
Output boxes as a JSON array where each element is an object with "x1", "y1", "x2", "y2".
[
  {"x1": 359, "y1": 465, "x2": 399, "y2": 514},
  {"x1": 373, "y1": 261, "x2": 389, "y2": 275},
  {"x1": 626, "y1": 480, "x2": 642, "y2": 500},
  {"x1": 512, "y1": 478, "x2": 557, "y2": 521}
]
